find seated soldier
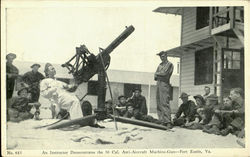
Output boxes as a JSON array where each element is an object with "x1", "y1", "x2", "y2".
[
  {"x1": 115, "y1": 95, "x2": 128, "y2": 116},
  {"x1": 220, "y1": 88, "x2": 244, "y2": 137},
  {"x1": 202, "y1": 96, "x2": 233, "y2": 135},
  {"x1": 173, "y1": 92, "x2": 199, "y2": 127},
  {"x1": 127, "y1": 88, "x2": 148, "y2": 119},
  {"x1": 104, "y1": 99, "x2": 114, "y2": 115},
  {"x1": 183, "y1": 95, "x2": 206, "y2": 130},
  {"x1": 194, "y1": 95, "x2": 206, "y2": 124},
  {"x1": 123, "y1": 104, "x2": 136, "y2": 119},
  {"x1": 201, "y1": 94, "x2": 222, "y2": 134},
  {"x1": 8, "y1": 85, "x2": 40, "y2": 122},
  {"x1": 123, "y1": 104, "x2": 167, "y2": 126}
]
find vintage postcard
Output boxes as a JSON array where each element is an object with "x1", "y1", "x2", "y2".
[{"x1": 1, "y1": 0, "x2": 250, "y2": 156}]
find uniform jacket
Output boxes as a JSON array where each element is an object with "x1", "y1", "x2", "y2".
[
  {"x1": 154, "y1": 61, "x2": 173, "y2": 84},
  {"x1": 22, "y1": 71, "x2": 45, "y2": 87},
  {"x1": 10, "y1": 96, "x2": 32, "y2": 112},
  {"x1": 129, "y1": 95, "x2": 148, "y2": 116},
  {"x1": 175, "y1": 100, "x2": 197, "y2": 121}
]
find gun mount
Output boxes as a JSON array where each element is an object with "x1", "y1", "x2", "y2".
[
  {"x1": 62, "y1": 25, "x2": 135, "y2": 85},
  {"x1": 62, "y1": 25, "x2": 135, "y2": 112}
]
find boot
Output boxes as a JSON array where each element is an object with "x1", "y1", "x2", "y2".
[
  {"x1": 203, "y1": 125, "x2": 220, "y2": 135},
  {"x1": 187, "y1": 123, "x2": 204, "y2": 130},
  {"x1": 202, "y1": 124, "x2": 211, "y2": 132},
  {"x1": 165, "y1": 123, "x2": 173, "y2": 129},
  {"x1": 220, "y1": 126, "x2": 232, "y2": 136}
]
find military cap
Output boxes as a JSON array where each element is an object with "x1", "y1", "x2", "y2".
[
  {"x1": 133, "y1": 87, "x2": 142, "y2": 92},
  {"x1": 6, "y1": 53, "x2": 16, "y2": 59},
  {"x1": 206, "y1": 94, "x2": 218, "y2": 101},
  {"x1": 17, "y1": 83, "x2": 29, "y2": 96},
  {"x1": 193, "y1": 94, "x2": 204, "y2": 101},
  {"x1": 118, "y1": 95, "x2": 126, "y2": 100},
  {"x1": 179, "y1": 92, "x2": 189, "y2": 98},
  {"x1": 44, "y1": 63, "x2": 52, "y2": 73},
  {"x1": 156, "y1": 51, "x2": 167, "y2": 56},
  {"x1": 31, "y1": 63, "x2": 41, "y2": 68}
]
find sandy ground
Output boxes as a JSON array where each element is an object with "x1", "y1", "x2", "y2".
[{"x1": 6, "y1": 118, "x2": 242, "y2": 149}]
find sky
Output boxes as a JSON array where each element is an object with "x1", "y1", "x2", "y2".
[{"x1": 6, "y1": 6, "x2": 181, "y2": 73}]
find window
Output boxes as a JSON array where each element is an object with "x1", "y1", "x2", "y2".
[
  {"x1": 177, "y1": 62, "x2": 180, "y2": 74},
  {"x1": 196, "y1": 7, "x2": 210, "y2": 30},
  {"x1": 87, "y1": 80, "x2": 99, "y2": 95},
  {"x1": 195, "y1": 47, "x2": 213, "y2": 85},
  {"x1": 224, "y1": 51, "x2": 241, "y2": 69},
  {"x1": 124, "y1": 83, "x2": 141, "y2": 98}
]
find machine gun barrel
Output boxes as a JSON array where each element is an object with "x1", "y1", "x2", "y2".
[{"x1": 98, "y1": 25, "x2": 135, "y2": 57}]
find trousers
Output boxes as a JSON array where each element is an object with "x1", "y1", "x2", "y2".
[{"x1": 156, "y1": 81, "x2": 171, "y2": 124}]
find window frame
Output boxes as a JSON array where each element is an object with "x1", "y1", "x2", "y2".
[{"x1": 194, "y1": 47, "x2": 214, "y2": 85}]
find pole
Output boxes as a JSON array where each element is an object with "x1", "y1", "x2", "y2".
[{"x1": 99, "y1": 52, "x2": 118, "y2": 130}]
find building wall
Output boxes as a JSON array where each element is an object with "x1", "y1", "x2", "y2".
[
  {"x1": 182, "y1": 7, "x2": 210, "y2": 45},
  {"x1": 180, "y1": 50, "x2": 214, "y2": 97},
  {"x1": 149, "y1": 85, "x2": 179, "y2": 114},
  {"x1": 75, "y1": 81, "x2": 179, "y2": 114}
]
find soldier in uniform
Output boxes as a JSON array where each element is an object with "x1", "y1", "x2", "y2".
[
  {"x1": 173, "y1": 92, "x2": 199, "y2": 127},
  {"x1": 127, "y1": 88, "x2": 148, "y2": 119},
  {"x1": 8, "y1": 84, "x2": 40, "y2": 122},
  {"x1": 220, "y1": 88, "x2": 244, "y2": 137},
  {"x1": 115, "y1": 95, "x2": 128, "y2": 116},
  {"x1": 154, "y1": 51, "x2": 174, "y2": 129},
  {"x1": 22, "y1": 63, "x2": 45, "y2": 103},
  {"x1": 203, "y1": 86, "x2": 211, "y2": 100},
  {"x1": 202, "y1": 96, "x2": 233, "y2": 135},
  {"x1": 6, "y1": 53, "x2": 19, "y2": 99}
]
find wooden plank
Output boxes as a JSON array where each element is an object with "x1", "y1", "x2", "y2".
[
  {"x1": 47, "y1": 114, "x2": 96, "y2": 130},
  {"x1": 110, "y1": 115, "x2": 169, "y2": 130}
]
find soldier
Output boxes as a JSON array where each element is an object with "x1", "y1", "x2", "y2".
[
  {"x1": 127, "y1": 88, "x2": 148, "y2": 119},
  {"x1": 220, "y1": 88, "x2": 244, "y2": 137},
  {"x1": 22, "y1": 63, "x2": 45, "y2": 103},
  {"x1": 202, "y1": 96, "x2": 233, "y2": 135},
  {"x1": 154, "y1": 51, "x2": 174, "y2": 129},
  {"x1": 8, "y1": 84, "x2": 40, "y2": 122},
  {"x1": 6, "y1": 53, "x2": 19, "y2": 99},
  {"x1": 115, "y1": 95, "x2": 128, "y2": 116},
  {"x1": 201, "y1": 94, "x2": 222, "y2": 134},
  {"x1": 40, "y1": 63, "x2": 83, "y2": 120},
  {"x1": 203, "y1": 86, "x2": 211, "y2": 100},
  {"x1": 173, "y1": 92, "x2": 199, "y2": 127},
  {"x1": 194, "y1": 94, "x2": 206, "y2": 124}
]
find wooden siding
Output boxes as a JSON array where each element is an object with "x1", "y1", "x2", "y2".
[
  {"x1": 181, "y1": 8, "x2": 211, "y2": 45},
  {"x1": 180, "y1": 51, "x2": 214, "y2": 96}
]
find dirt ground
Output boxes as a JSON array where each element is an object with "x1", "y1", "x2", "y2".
[{"x1": 6, "y1": 118, "x2": 242, "y2": 149}]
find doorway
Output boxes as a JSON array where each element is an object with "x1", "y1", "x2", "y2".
[{"x1": 221, "y1": 48, "x2": 244, "y2": 97}]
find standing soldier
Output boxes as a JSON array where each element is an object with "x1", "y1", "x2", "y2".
[
  {"x1": 154, "y1": 51, "x2": 174, "y2": 129},
  {"x1": 6, "y1": 53, "x2": 19, "y2": 100},
  {"x1": 22, "y1": 64, "x2": 45, "y2": 103}
]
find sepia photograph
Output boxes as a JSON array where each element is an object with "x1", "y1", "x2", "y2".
[{"x1": 1, "y1": 0, "x2": 249, "y2": 156}]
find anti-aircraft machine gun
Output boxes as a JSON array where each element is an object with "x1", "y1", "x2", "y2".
[
  {"x1": 61, "y1": 25, "x2": 134, "y2": 118},
  {"x1": 47, "y1": 25, "x2": 170, "y2": 131}
]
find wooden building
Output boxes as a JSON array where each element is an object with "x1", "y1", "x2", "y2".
[{"x1": 153, "y1": 7, "x2": 244, "y2": 102}]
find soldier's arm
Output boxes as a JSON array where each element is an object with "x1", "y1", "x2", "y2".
[
  {"x1": 40, "y1": 80, "x2": 58, "y2": 98},
  {"x1": 155, "y1": 63, "x2": 174, "y2": 76},
  {"x1": 175, "y1": 105, "x2": 183, "y2": 119}
]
